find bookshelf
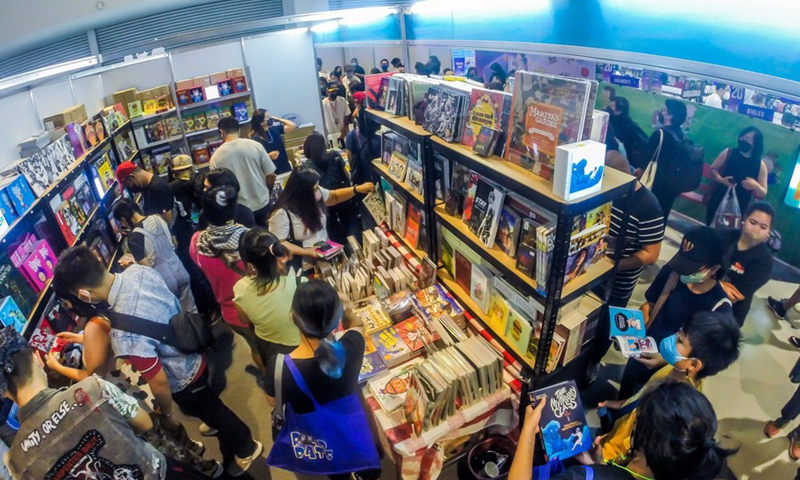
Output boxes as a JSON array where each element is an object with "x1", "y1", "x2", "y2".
[
  {"x1": 366, "y1": 109, "x2": 636, "y2": 386},
  {"x1": 372, "y1": 159, "x2": 425, "y2": 208}
]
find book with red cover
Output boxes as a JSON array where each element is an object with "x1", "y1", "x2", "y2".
[
  {"x1": 460, "y1": 172, "x2": 480, "y2": 225},
  {"x1": 365, "y1": 73, "x2": 395, "y2": 110},
  {"x1": 395, "y1": 316, "x2": 440, "y2": 352},
  {"x1": 461, "y1": 88, "x2": 509, "y2": 148},
  {"x1": 454, "y1": 250, "x2": 472, "y2": 293},
  {"x1": 404, "y1": 204, "x2": 422, "y2": 249}
]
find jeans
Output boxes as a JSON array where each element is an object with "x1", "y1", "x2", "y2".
[
  {"x1": 781, "y1": 385, "x2": 800, "y2": 435},
  {"x1": 651, "y1": 182, "x2": 677, "y2": 221},
  {"x1": 172, "y1": 368, "x2": 257, "y2": 465}
]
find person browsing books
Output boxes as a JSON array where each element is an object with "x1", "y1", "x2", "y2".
[
  {"x1": 618, "y1": 226, "x2": 731, "y2": 399},
  {"x1": 264, "y1": 280, "x2": 381, "y2": 480},
  {"x1": 115, "y1": 161, "x2": 174, "y2": 224},
  {"x1": 250, "y1": 108, "x2": 295, "y2": 175},
  {"x1": 268, "y1": 168, "x2": 373, "y2": 270},
  {"x1": 112, "y1": 198, "x2": 196, "y2": 314},
  {"x1": 594, "y1": 310, "x2": 741, "y2": 464},
  {"x1": 510, "y1": 379, "x2": 734, "y2": 480},
  {"x1": 196, "y1": 168, "x2": 256, "y2": 230},
  {"x1": 718, "y1": 201, "x2": 774, "y2": 326},
  {"x1": 641, "y1": 99, "x2": 687, "y2": 218},
  {"x1": 234, "y1": 228, "x2": 302, "y2": 374}
]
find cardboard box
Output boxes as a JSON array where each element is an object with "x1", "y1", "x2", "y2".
[
  {"x1": 128, "y1": 100, "x2": 143, "y2": 118},
  {"x1": 192, "y1": 76, "x2": 211, "y2": 88},
  {"x1": 226, "y1": 68, "x2": 244, "y2": 79},
  {"x1": 231, "y1": 76, "x2": 248, "y2": 93},
  {"x1": 42, "y1": 114, "x2": 66, "y2": 131},
  {"x1": 176, "y1": 79, "x2": 195, "y2": 91},
  {"x1": 112, "y1": 88, "x2": 138, "y2": 116},
  {"x1": 209, "y1": 72, "x2": 229, "y2": 85},
  {"x1": 62, "y1": 104, "x2": 88, "y2": 125}
]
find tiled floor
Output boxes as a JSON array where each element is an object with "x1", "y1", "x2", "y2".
[{"x1": 186, "y1": 221, "x2": 800, "y2": 480}]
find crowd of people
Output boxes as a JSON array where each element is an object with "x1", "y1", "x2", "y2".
[{"x1": 0, "y1": 56, "x2": 797, "y2": 480}]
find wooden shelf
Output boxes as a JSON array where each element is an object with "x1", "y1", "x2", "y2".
[
  {"x1": 438, "y1": 269, "x2": 536, "y2": 369},
  {"x1": 430, "y1": 136, "x2": 635, "y2": 215},
  {"x1": 366, "y1": 110, "x2": 432, "y2": 140},
  {"x1": 434, "y1": 206, "x2": 542, "y2": 300},
  {"x1": 371, "y1": 159, "x2": 424, "y2": 207},
  {"x1": 131, "y1": 108, "x2": 177, "y2": 124},
  {"x1": 560, "y1": 256, "x2": 615, "y2": 305},
  {"x1": 179, "y1": 91, "x2": 250, "y2": 112}
]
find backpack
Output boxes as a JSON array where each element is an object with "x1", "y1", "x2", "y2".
[
  {"x1": 623, "y1": 123, "x2": 651, "y2": 169},
  {"x1": 662, "y1": 128, "x2": 705, "y2": 193}
]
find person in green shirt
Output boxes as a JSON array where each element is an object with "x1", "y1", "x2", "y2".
[{"x1": 234, "y1": 227, "x2": 302, "y2": 375}]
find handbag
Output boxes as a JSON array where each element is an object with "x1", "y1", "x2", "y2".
[
  {"x1": 640, "y1": 130, "x2": 663, "y2": 190},
  {"x1": 105, "y1": 310, "x2": 214, "y2": 354},
  {"x1": 712, "y1": 186, "x2": 742, "y2": 230},
  {"x1": 790, "y1": 356, "x2": 800, "y2": 384},
  {"x1": 266, "y1": 355, "x2": 381, "y2": 475}
]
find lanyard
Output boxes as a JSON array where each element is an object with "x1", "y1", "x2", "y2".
[{"x1": 610, "y1": 461, "x2": 654, "y2": 480}]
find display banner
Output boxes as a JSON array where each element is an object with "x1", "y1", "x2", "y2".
[
  {"x1": 611, "y1": 75, "x2": 640, "y2": 88},
  {"x1": 452, "y1": 48, "x2": 476, "y2": 76},
  {"x1": 739, "y1": 104, "x2": 776, "y2": 122}
]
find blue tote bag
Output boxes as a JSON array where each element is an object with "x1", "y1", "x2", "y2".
[{"x1": 266, "y1": 355, "x2": 381, "y2": 475}]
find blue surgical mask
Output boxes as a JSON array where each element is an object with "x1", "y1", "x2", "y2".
[
  {"x1": 680, "y1": 269, "x2": 709, "y2": 284},
  {"x1": 660, "y1": 334, "x2": 688, "y2": 369}
]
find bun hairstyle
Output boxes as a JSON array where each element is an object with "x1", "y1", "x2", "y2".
[
  {"x1": 202, "y1": 185, "x2": 238, "y2": 226},
  {"x1": 631, "y1": 379, "x2": 736, "y2": 480},
  {"x1": 291, "y1": 280, "x2": 346, "y2": 378},
  {"x1": 239, "y1": 227, "x2": 290, "y2": 294}
]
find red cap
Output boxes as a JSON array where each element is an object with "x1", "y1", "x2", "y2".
[
  {"x1": 115, "y1": 161, "x2": 137, "y2": 185},
  {"x1": 353, "y1": 91, "x2": 366, "y2": 103}
]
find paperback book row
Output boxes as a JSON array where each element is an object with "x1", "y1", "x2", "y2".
[
  {"x1": 47, "y1": 171, "x2": 98, "y2": 247},
  {"x1": 366, "y1": 71, "x2": 611, "y2": 200},
  {"x1": 442, "y1": 227, "x2": 603, "y2": 372},
  {"x1": 380, "y1": 130, "x2": 425, "y2": 197},
  {"x1": 363, "y1": 178, "x2": 430, "y2": 255},
  {"x1": 174, "y1": 68, "x2": 248, "y2": 107}
]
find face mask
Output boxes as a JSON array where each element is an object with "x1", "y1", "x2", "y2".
[
  {"x1": 723, "y1": 90, "x2": 731, "y2": 100},
  {"x1": 126, "y1": 183, "x2": 142, "y2": 193},
  {"x1": 315, "y1": 190, "x2": 323, "y2": 201},
  {"x1": 659, "y1": 334, "x2": 689, "y2": 370},
  {"x1": 346, "y1": 72, "x2": 353, "y2": 78},
  {"x1": 680, "y1": 269, "x2": 709, "y2": 284},
  {"x1": 381, "y1": 65, "x2": 388, "y2": 72},
  {"x1": 351, "y1": 62, "x2": 357, "y2": 67},
  {"x1": 738, "y1": 139, "x2": 753, "y2": 153},
  {"x1": 657, "y1": 112, "x2": 665, "y2": 124}
]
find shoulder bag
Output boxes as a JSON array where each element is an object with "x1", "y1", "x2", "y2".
[
  {"x1": 639, "y1": 130, "x2": 663, "y2": 190},
  {"x1": 105, "y1": 309, "x2": 214, "y2": 354},
  {"x1": 647, "y1": 270, "x2": 679, "y2": 327},
  {"x1": 266, "y1": 354, "x2": 381, "y2": 475}
]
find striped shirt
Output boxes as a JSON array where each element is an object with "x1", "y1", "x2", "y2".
[{"x1": 609, "y1": 185, "x2": 665, "y2": 300}]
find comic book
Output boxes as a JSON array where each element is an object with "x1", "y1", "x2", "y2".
[{"x1": 530, "y1": 380, "x2": 592, "y2": 460}]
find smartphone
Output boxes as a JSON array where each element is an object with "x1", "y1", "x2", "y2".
[{"x1": 315, "y1": 242, "x2": 332, "y2": 252}]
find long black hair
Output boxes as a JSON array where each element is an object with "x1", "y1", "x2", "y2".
[
  {"x1": 291, "y1": 280, "x2": 346, "y2": 378},
  {"x1": 272, "y1": 169, "x2": 325, "y2": 233},
  {"x1": 302, "y1": 131, "x2": 330, "y2": 169},
  {"x1": 737, "y1": 126, "x2": 764, "y2": 159},
  {"x1": 239, "y1": 227, "x2": 290, "y2": 294},
  {"x1": 251, "y1": 108, "x2": 269, "y2": 141},
  {"x1": 631, "y1": 379, "x2": 736, "y2": 480}
]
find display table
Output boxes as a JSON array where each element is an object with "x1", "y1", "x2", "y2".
[{"x1": 363, "y1": 384, "x2": 519, "y2": 480}]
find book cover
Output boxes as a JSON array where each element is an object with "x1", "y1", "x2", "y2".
[
  {"x1": 585, "y1": 202, "x2": 612, "y2": 231},
  {"x1": 6, "y1": 176, "x2": 36, "y2": 215},
  {"x1": 28, "y1": 316, "x2": 56, "y2": 355},
  {"x1": 0, "y1": 188, "x2": 18, "y2": 224},
  {"x1": 515, "y1": 243, "x2": 537, "y2": 278},
  {"x1": 461, "y1": 89, "x2": 508, "y2": 148},
  {"x1": 404, "y1": 204, "x2": 422, "y2": 249},
  {"x1": 367, "y1": 358, "x2": 422, "y2": 412},
  {"x1": 564, "y1": 224, "x2": 607, "y2": 285},
  {"x1": 530, "y1": 380, "x2": 592, "y2": 460},
  {"x1": 505, "y1": 72, "x2": 592, "y2": 180},
  {"x1": 496, "y1": 207, "x2": 522, "y2": 257},
  {"x1": 454, "y1": 250, "x2": 473, "y2": 293},
  {"x1": 65, "y1": 122, "x2": 88, "y2": 159},
  {"x1": 441, "y1": 236, "x2": 455, "y2": 278},
  {"x1": 486, "y1": 293, "x2": 510, "y2": 334},
  {"x1": 461, "y1": 172, "x2": 480, "y2": 224},
  {"x1": 353, "y1": 297, "x2": 392, "y2": 334},
  {"x1": 371, "y1": 326, "x2": 414, "y2": 368},
  {"x1": 390, "y1": 192, "x2": 407, "y2": 237},
  {"x1": 472, "y1": 126, "x2": 500, "y2": 158},
  {"x1": 505, "y1": 308, "x2": 533, "y2": 357},
  {"x1": 557, "y1": 311, "x2": 587, "y2": 366},
  {"x1": 359, "y1": 351, "x2": 388, "y2": 383},
  {"x1": 362, "y1": 190, "x2": 387, "y2": 225},
  {"x1": 553, "y1": 140, "x2": 606, "y2": 201},
  {"x1": 395, "y1": 316, "x2": 437, "y2": 352},
  {"x1": 406, "y1": 161, "x2": 424, "y2": 196},
  {"x1": 433, "y1": 152, "x2": 450, "y2": 201},
  {"x1": 387, "y1": 151, "x2": 410, "y2": 183},
  {"x1": 366, "y1": 73, "x2": 393, "y2": 110},
  {"x1": 609, "y1": 307, "x2": 646, "y2": 338},
  {"x1": 95, "y1": 153, "x2": 115, "y2": 194},
  {"x1": 451, "y1": 163, "x2": 473, "y2": 196},
  {"x1": 20, "y1": 248, "x2": 50, "y2": 292},
  {"x1": 408, "y1": 77, "x2": 438, "y2": 124},
  {"x1": 470, "y1": 264, "x2": 492, "y2": 313},
  {"x1": 423, "y1": 86, "x2": 468, "y2": 143},
  {"x1": 469, "y1": 180, "x2": 505, "y2": 248},
  {"x1": 617, "y1": 336, "x2": 658, "y2": 358},
  {"x1": 0, "y1": 254, "x2": 36, "y2": 318},
  {"x1": 0, "y1": 296, "x2": 26, "y2": 334},
  {"x1": 547, "y1": 332, "x2": 567, "y2": 373}
]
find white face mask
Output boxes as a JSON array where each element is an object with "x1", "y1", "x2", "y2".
[
  {"x1": 315, "y1": 190, "x2": 323, "y2": 202},
  {"x1": 723, "y1": 90, "x2": 731, "y2": 100}
]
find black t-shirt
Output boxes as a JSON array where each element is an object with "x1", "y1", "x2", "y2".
[
  {"x1": 142, "y1": 174, "x2": 174, "y2": 217},
  {"x1": 126, "y1": 220, "x2": 147, "y2": 262},
  {"x1": 609, "y1": 185, "x2": 665, "y2": 300},
  {"x1": 721, "y1": 229, "x2": 773, "y2": 323},
  {"x1": 552, "y1": 464, "x2": 636, "y2": 480},
  {"x1": 645, "y1": 264, "x2": 732, "y2": 342},
  {"x1": 265, "y1": 330, "x2": 365, "y2": 414},
  {"x1": 353, "y1": 65, "x2": 366, "y2": 76},
  {"x1": 168, "y1": 178, "x2": 196, "y2": 250},
  {"x1": 252, "y1": 124, "x2": 291, "y2": 175},
  {"x1": 645, "y1": 125, "x2": 683, "y2": 192},
  {"x1": 197, "y1": 204, "x2": 255, "y2": 231}
]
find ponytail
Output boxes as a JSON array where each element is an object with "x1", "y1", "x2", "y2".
[
  {"x1": 686, "y1": 444, "x2": 737, "y2": 480},
  {"x1": 314, "y1": 338, "x2": 347, "y2": 379}
]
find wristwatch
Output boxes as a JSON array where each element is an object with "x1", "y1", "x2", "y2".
[{"x1": 353, "y1": 185, "x2": 358, "y2": 195}]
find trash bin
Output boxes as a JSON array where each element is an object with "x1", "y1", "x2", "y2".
[{"x1": 458, "y1": 435, "x2": 516, "y2": 479}]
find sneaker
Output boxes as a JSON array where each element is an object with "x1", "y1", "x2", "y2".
[
  {"x1": 198, "y1": 459, "x2": 224, "y2": 479},
  {"x1": 190, "y1": 440, "x2": 205, "y2": 457},
  {"x1": 227, "y1": 440, "x2": 263, "y2": 477},
  {"x1": 766, "y1": 419, "x2": 786, "y2": 438},
  {"x1": 791, "y1": 337, "x2": 800, "y2": 351},
  {"x1": 199, "y1": 423, "x2": 219, "y2": 437},
  {"x1": 768, "y1": 297, "x2": 789, "y2": 320},
  {"x1": 791, "y1": 432, "x2": 800, "y2": 460}
]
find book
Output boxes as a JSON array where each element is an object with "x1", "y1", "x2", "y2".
[
  {"x1": 609, "y1": 307, "x2": 646, "y2": 338},
  {"x1": 486, "y1": 293, "x2": 511, "y2": 334},
  {"x1": 564, "y1": 224, "x2": 607, "y2": 286},
  {"x1": 505, "y1": 72, "x2": 593, "y2": 180},
  {"x1": 404, "y1": 204, "x2": 422, "y2": 249},
  {"x1": 547, "y1": 332, "x2": 567, "y2": 373},
  {"x1": 365, "y1": 73, "x2": 394, "y2": 110},
  {"x1": 314, "y1": 240, "x2": 344, "y2": 259},
  {"x1": 585, "y1": 202, "x2": 612, "y2": 231},
  {"x1": 441, "y1": 236, "x2": 455, "y2": 278},
  {"x1": 387, "y1": 151, "x2": 410, "y2": 183},
  {"x1": 495, "y1": 207, "x2": 522, "y2": 258},
  {"x1": 20, "y1": 244, "x2": 53, "y2": 292},
  {"x1": 451, "y1": 163, "x2": 473, "y2": 197},
  {"x1": 362, "y1": 190, "x2": 387, "y2": 225},
  {"x1": 461, "y1": 172, "x2": 480, "y2": 225},
  {"x1": 469, "y1": 264, "x2": 492, "y2": 313},
  {"x1": 0, "y1": 254, "x2": 37, "y2": 318},
  {"x1": 28, "y1": 316, "x2": 56, "y2": 354},
  {"x1": 406, "y1": 160, "x2": 424, "y2": 196},
  {"x1": 359, "y1": 351, "x2": 388, "y2": 383},
  {"x1": 454, "y1": 250, "x2": 472, "y2": 293},
  {"x1": 515, "y1": 243, "x2": 537, "y2": 278},
  {"x1": 468, "y1": 179, "x2": 505, "y2": 248},
  {"x1": 530, "y1": 380, "x2": 593, "y2": 460},
  {"x1": 472, "y1": 126, "x2": 500, "y2": 157},
  {"x1": 6, "y1": 176, "x2": 36, "y2": 215},
  {"x1": 617, "y1": 336, "x2": 659, "y2": 358},
  {"x1": 461, "y1": 88, "x2": 509, "y2": 148},
  {"x1": 553, "y1": 140, "x2": 606, "y2": 201},
  {"x1": 368, "y1": 358, "x2": 423, "y2": 412},
  {"x1": 371, "y1": 326, "x2": 414, "y2": 368},
  {"x1": 395, "y1": 316, "x2": 436, "y2": 352},
  {"x1": 433, "y1": 152, "x2": 450, "y2": 201},
  {"x1": 0, "y1": 296, "x2": 26, "y2": 333},
  {"x1": 556, "y1": 310, "x2": 587, "y2": 366},
  {"x1": 423, "y1": 85, "x2": 470, "y2": 143},
  {"x1": 505, "y1": 308, "x2": 534, "y2": 358},
  {"x1": 353, "y1": 297, "x2": 392, "y2": 334}
]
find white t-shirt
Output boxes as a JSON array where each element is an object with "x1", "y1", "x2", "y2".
[
  {"x1": 209, "y1": 138, "x2": 276, "y2": 212},
  {"x1": 322, "y1": 97, "x2": 351, "y2": 137},
  {"x1": 269, "y1": 187, "x2": 331, "y2": 247},
  {"x1": 704, "y1": 92, "x2": 722, "y2": 108}
]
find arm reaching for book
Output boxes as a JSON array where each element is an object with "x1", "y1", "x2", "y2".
[
  {"x1": 509, "y1": 399, "x2": 547, "y2": 480},
  {"x1": 633, "y1": 352, "x2": 667, "y2": 370}
]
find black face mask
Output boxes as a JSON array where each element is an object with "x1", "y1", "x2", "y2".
[
  {"x1": 127, "y1": 183, "x2": 142, "y2": 193},
  {"x1": 738, "y1": 139, "x2": 753, "y2": 154},
  {"x1": 657, "y1": 112, "x2": 665, "y2": 124},
  {"x1": 267, "y1": 118, "x2": 275, "y2": 127}
]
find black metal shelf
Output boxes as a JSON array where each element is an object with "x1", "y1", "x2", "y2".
[
  {"x1": 371, "y1": 159, "x2": 425, "y2": 209},
  {"x1": 366, "y1": 110, "x2": 431, "y2": 142}
]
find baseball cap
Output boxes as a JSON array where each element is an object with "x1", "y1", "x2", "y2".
[
  {"x1": 353, "y1": 91, "x2": 366, "y2": 103},
  {"x1": 115, "y1": 161, "x2": 137, "y2": 185},
  {"x1": 667, "y1": 226, "x2": 725, "y2": 275},
  {"x1": 172, "y1": 154, "x2": 193, "y2": 171}
]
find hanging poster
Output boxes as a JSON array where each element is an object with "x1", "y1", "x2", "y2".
[{"x1": 452, "y1": 48, "x2": 476, "y2": 76}]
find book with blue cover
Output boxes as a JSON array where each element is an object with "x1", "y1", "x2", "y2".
[
  {"x1": 608, "y1": 307, "x2": 657, "y2": 357},
  {"x1": 530, "y1": 380, "x2": 592, "y2": 460},
  {"x1": 0, "y1": 296, "x2": 26, "y2": 334}
]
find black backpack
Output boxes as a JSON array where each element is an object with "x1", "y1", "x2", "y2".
[{"x1": 662, "y1": 128, "x2": 705, "y2": 193}]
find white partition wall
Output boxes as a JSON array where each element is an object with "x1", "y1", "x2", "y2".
[
  {"x1": 316, "y1": 47, "x2": 345, "y2": 75},
  {"x1": 72, "y1": 75, "x2": 106, "y2": 115},
  {"x1": 374, "y1": 45, "x2": 404, "y2": 68},
  {"x1": 0, "y1": 91, "x2": 41, "y2": 169},
  {"x1": 171, "y1": 42, "x2": 245, "y2": 80},
  {"x1": 345, "y1": 46, "x2": 377, "y2": 72},
  {"x1": 100, "y1": 58, "x2": 173, "y2": 94},
  {"x1": 31, "y1": 80, "x2": 74, "y2": 119},
  {"x1": 245, "y1": 30, "x2": 323, "y2": 130}
]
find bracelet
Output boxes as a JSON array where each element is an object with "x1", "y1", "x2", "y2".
[
  {"x1": 158, "y1": 410, "x2": 172, "y2": 419},
  {"x1": 353, "y1": 185, "x2": 358, "y2": 195}
]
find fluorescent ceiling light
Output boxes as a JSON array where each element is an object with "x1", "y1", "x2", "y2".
[
  {"x1": 339, "y1": 7, "x2": 397, "y2": 26},
  {"x1": 71, "y1": 52, "x2": 168, "y2": 79},
  {"x1": 0, "y1": 56, "x2": 99, "y2": 92},
  {"x1": 311, "y1": 20, "x2": 340, "y2": 33},
  {"x1": 410, "y1": 0, "x2": 547, "y2": 15}
]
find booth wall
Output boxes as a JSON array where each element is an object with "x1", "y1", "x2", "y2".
[
  {"x1": 72, "y1": 76, "x2": 106, "y2": 117},
  {"x1": 31, "y1": 80, "x2": 75, "y2": 119},
  {"x1": 317, "y1": 47, "x2": 346, "y2": 75},
  {"x1": 0, "y1": 92, "x2": 41, "y2": 170},
  {"x1": 171, "y1": 43, "x2": 245, "y2": 81},
  {"x1": 99, "y1": 59, "x2": 173, "y2": 95}
]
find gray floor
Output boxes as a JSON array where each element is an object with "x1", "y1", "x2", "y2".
[{"x1": 181, "y1": 220, "x2": 800, "y2": 480}]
